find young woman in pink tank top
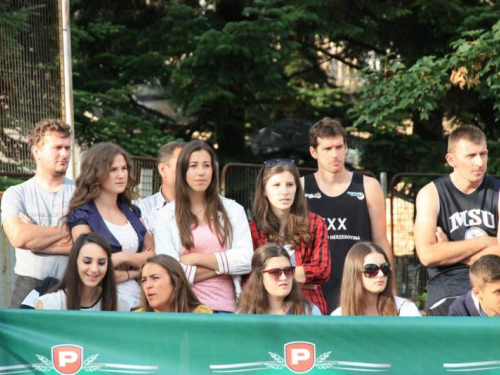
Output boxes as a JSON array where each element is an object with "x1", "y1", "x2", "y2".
[{"x1": 154, "y1": 141, "x2": 253, "y2": 312}]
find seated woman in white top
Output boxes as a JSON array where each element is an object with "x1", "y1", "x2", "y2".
[
  {"x1": 238, "y1": 243, "x2": 321, "y2": 315},
  {"x1": 331, "y1": 241, "x2": 420, "y2": 317},
  {"x1": 36, "y1": 233, "x2": 132, "y2": 311}
]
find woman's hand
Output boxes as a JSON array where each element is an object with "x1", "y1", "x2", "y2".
[
  {"x1": 180, "y1": 253, "x2": 199, "y2": 266},
  {"x1": 143, "y1": 231, "x2": 155, "y2": 252},
  {"x1": 112, "y1": 252, "x2": 130, "y2": 268}
]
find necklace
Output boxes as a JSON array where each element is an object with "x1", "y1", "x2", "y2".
[{"x1": 192, "y1": 206, "x2": 206, "y2": 216}]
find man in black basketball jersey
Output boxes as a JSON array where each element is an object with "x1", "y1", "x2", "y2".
[
  {"x1": 415, "y1": 125, "x2": 500, "y2": 316},
  {"x1": 302, "y1": 117, "x2": 394, "y2": 313}
]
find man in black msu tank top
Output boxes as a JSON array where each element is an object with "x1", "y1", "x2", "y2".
[
  {"x1": 415, "y1": 125, "x2": 500, "y2": 316},
  {"x1": 302, "y1": 118, "x2": 394, "y2": 314}
]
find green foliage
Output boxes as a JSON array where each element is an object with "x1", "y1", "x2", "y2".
[
  {"x1": 349, "y1": 3, "x2": 500, "y2": 175},
  {"x1": 70, "y1": 0, "x2": 500, "y2": 173}
]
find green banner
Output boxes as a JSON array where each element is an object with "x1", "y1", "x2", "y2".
[{"x1": 1, "y1": 310, "x2": 499, "y2": 374}]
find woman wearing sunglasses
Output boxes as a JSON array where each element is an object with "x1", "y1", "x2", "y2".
[
  {"x1": 249, "y1": 159, "x2": 330, "y2": 315},
  {"x1": 239, "y1": 243, "x2": 321, "y2": 315},
  {"x1": 154, "y1": 141, "x2": 252, "y2": 313},
  {"x1": 331, "y1": 241, "x2": 420, "y2": 316}
]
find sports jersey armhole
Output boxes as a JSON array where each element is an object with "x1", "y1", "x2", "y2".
[{"x1": 431, "y1": 181, "x2": 441, "y2": 218}]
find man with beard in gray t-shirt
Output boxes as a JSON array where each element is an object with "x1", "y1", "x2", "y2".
[{"x1": 2, "y1": 119, "x2": 75, "y2": 308}]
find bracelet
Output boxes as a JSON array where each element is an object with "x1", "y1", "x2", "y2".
[{"x1": 126, "y1": 270, "x2": 130, "y2": 281}]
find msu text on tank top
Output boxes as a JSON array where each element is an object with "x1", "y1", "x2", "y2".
[
  {"x1": 427, "y1": 175, "x2": 500, "y2": 306},
  {"x1": 304, "y1": 172, "x2": 371, "y2": 311}
]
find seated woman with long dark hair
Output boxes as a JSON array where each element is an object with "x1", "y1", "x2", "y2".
[
  {"x1": 36, "y1": 233, "x2": 132, "y2": 311},
  {"x1": 238, "y1": 243, "x2": 321, "y2": 315},
  {"x1": 66, "y1": 143, "x2": 154, "y2": 309},
  {"x1": 331, "y1": 241, "x2": 420, "y2": 316},
  {"x1": 249, "y1": 159, "x2": 330, "y2": 314},
  {"x1": 139, "y1": 254, "x2": 212, "y2": 313}
]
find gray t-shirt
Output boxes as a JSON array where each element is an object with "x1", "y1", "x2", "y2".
[{"x1": 1, "y1": 177, "x2": 75, "y2": 280}]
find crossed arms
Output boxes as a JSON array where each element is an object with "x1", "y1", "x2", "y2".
[{"x1": 414, "y1": 183, "x2": 500, "y2": 267}]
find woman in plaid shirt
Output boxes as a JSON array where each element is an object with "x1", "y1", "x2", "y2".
[{"x1": 249, "y1": 160, "x2": 331, "y2": 314}]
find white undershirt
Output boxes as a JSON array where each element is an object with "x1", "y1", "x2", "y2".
[
  {"x1": 104, "y1": 220, "x2": 141, "y2": 307},
  {"x1": 283, "y1": 244, "x2": 296, "y2": 267}
]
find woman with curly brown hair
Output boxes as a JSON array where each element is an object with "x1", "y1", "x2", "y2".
[
  {"x1": 66, "y1": 142, "x2": 154, "y2": 308},
  {"x1": 249, "y1": 160, "x2": 330, "y2": 314},
  {"x1": 238, "y1": 243, "x2": 321, "y2": 315},
  {"x1": 332, "y1": 241, "x2": 420, "y2": 316}
]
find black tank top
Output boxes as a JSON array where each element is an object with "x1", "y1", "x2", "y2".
[
  {"x1": 304, "y1": 172, "x2": 372, "y2": 313},
  {"x1": 427, "y1": 175, "x2": 500, "y2": 308}
]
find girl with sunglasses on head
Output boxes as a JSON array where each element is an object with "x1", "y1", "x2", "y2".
[
  {"x1": 239, "y1": 243, "x2": 321, "y2": 315},
  {"x1": 154, "y1": 141, "x2": 252, "y2": 313},
  {"x1": 331, "y1": 241, "x2": 420, "y2": 316},
  {"x1": 36, "y1": 233, "x2": 133, "y2": 311},
  {"x1": 66, "y1": 143, "x2": 154, "y2": 309},
  {"x1": 250, "y1": 159, "x2": 330, "y2": 315},
  {"x1": 138, "y1": 255, "x2": 212, "y2": 313}
]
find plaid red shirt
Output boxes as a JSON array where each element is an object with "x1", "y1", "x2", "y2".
[{"x1": 249, "y1": 212, "x2": 331, "y2": 314}]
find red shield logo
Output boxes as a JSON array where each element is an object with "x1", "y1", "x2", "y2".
[
  {"x1": 285, "y1": 342, "x2": 315, "y2": 373},
  {"x1": 52, "y1": 345, "x2": 83, "y2": 375}
]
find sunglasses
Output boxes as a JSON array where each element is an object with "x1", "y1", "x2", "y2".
[
  {"x1": 363, "y1": 262, "x2": 391, "y2": 278},
  {"x1": 263, "y1": 159, "x2": 295, "y2": 168},
  {"x1": 262, "y1": 267, "x2": 295, "y2": 280}
]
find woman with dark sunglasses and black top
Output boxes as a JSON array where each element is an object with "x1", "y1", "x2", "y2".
[
  {"x1": 238, "y1": 243, "x2": 321, "y2": 315},
  {"x1": 249, "y1": 159, "x2": 330, "y2": 314},
  {"x1": 331, "y1": 241, "x2": 420, "y2": 316}
]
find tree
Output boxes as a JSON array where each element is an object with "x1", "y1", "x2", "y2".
[
  {"x1": 72, "y1": 0, "x2": 500, "y2": 171},
  {"x1": 348, "y1": 2, "x2": 500, "y2": 174}
]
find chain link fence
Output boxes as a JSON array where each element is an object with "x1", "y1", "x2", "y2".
[
  {"x1": 0, "y1": 0, "x2": 65, "y2": 175},
  {"x1": 132, "y1": 156, "x2": 160, "y2": 199}
]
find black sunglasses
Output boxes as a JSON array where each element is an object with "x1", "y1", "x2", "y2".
[
  {"x1": 363, "y1": 262, "x2": 391, "y2": 278},
  {"x1": 263, "y1": 159, "x2": 295, "y2": 168}
]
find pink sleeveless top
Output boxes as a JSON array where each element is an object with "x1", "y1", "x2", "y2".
[{"x1": 183, "y1": 224, "x2": 236, "y2": 312}]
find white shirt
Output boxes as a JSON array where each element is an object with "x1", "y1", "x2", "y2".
[
  {"x1": 331, "y1": 296, "x2": 421, "y2": 316},
  {"x1": 38, "y1": 289, "x2": 133, "y2": 311},
  {"x1": 104, "y1": 219, "x2": 141, "y2": 308}
]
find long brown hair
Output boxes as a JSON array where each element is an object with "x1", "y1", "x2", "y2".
[
  {"x1": 175, "y1": 140, "x2": 232, "y2": 249},
  {"x1": 340, "y1": 241, "x2": 397, "y2": 316},
  {"x1": 51, "y1": 233, "x2": 117, "y2": 311},
  {"x1": 238, "y1": 243, "x2": 310, "y2": 315},
  {"x1": 252, "y1": 163, "x2": 310, "y2": 245},
  {"x1": 66, "y1": 142, "x2": 137, "y2": 216},
  {"x1": 140, "y1": 255, "x2": 202, "y2": 312}
]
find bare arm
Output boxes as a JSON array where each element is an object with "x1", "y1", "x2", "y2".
[
  {"x1": 464, "y1": 211, "x2": 500, "y2": 264},
  {"x1": 71, "y1": 224, "x2": 92, "y2": 242},
  {"x1": 193, "y1": 267, "x2": 218, "y2": 282},
  {"x1": 295, "y1": 267, "x2": 306, "y2": 283},
  {"x1": 113, "y1": 249, "x2": 155, "y2": 270},
  {"x1": 414, "y1": 183, "x2": 496, "y2": 266},
  {"x1": 35, "y1": 300, "x2": 44, "y2": 309},
  {"x1": 365, "y1": 177, "x2": 395, "y2": 266},
  {"x1": 141, "y1": 219, "x2": 155, "y2": 252},
  {"x1": 180, "y1": 253, "x2": 218, "y2": 270},
  {"x1": 3, "y1": 216, "x2": 72, "y2": 254}
]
